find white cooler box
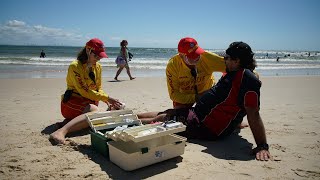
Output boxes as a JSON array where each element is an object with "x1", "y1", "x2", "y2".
[{"x1": 108, "y1": 134, "x2": 186, "y2": 171}]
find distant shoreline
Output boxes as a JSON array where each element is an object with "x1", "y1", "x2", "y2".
[
  {"x1": 0, "y1": 44, "x2": 319, "y2": 52},
  {"x1": 0, "y1": 65, "x2": 320, "y2": 79}
]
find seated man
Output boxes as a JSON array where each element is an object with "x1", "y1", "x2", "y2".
[{"x1": 138, "y1": 41, "x2": 272, "y2": 161}]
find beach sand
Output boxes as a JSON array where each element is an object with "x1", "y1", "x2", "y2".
[{"x1": 0, "y1": 76, "x2": 319, "y2": 179}]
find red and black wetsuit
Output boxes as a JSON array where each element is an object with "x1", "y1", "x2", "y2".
[{"x1": 179, "y1": 68, "x2": 261, "y2": 140}]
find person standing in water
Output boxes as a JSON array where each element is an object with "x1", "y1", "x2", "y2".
[{"x1": 40, "y1": 50, "x2": 46, "y2": 58}]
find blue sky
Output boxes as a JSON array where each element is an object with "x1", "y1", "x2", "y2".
[{"x1": 0, "y1": 0, "x2": 319, "y2": 51}]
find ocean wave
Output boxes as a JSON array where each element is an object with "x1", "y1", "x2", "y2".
[{"x1": 1, "y1": 46, "x2": 320, "y2": 77}]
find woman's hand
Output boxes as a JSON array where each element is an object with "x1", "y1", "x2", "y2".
[{"x1": 106, "y1": 97, "x2": 123, "y2": 110}]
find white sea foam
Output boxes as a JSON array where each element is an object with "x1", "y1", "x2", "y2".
[{"x1": 1, "y1": 45, "x2": 320, "y2": 78}]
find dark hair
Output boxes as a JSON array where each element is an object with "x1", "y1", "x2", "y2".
[
  {"x1": 241, "y1": 56, "x2": 257, "y2": 71},
  {"x1": 226, "y1": 41, "x2": 257, "y2": 71},
  {"x1": 76, "y1": 47, "x2": 96, "y2": 83},
  {"x1": 120, "y1": 40, "x2": 128, "y2": 47},
  {"x1": 77, "y1": 47, "x2": 88, "y2": 64}
]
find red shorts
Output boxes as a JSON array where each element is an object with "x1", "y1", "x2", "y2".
[{"x1": 61, "y1": 95, "x2": 98, "y2": 120}]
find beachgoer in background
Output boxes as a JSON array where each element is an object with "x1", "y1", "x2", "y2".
[
  {"x1": 166, "y1": 37, "x2": 225, "y2": 109},
  {"x1": 40, "y1": 50, "x2": 46, "y2": 58},
  {"x1": 114, "y1": 40, "x2": 135, "y2": 81},
  {"x1": 138, "y1": 42, "x2": 272, "y2": 161},
  {"x1": 276, "y1": 57, "x2": 280, "y2": 62},
  {"x1": 49, "y1": 38, "x2": 123, "y2": 145}
]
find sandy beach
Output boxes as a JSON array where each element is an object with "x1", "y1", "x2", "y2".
[{"x1": 0, "y1": 76, "x2": 319, "y2": 179}]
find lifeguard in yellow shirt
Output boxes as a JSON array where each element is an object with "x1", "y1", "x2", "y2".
[
  {"x1": 50, "y1": 38, "x2": 123, "y2": 145},
  {"x1": 166, "y1": 37, "x2": 226, "y2": 109}
]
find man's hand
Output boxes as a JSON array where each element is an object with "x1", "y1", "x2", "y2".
[{"x1": 254, "y1": 148, "x2": 273, "y2": 161}]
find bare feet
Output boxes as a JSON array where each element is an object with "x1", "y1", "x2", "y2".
[
  {"x1": 114, "y1": 77, "x2": 119, "y2": 81},
  {"x1": 49, "y1": 130, "x2": 66, "y2": 145},
  {"x1": 238, "y1": 122, "x2": 249, "y2": 129},
  {"x1": 130, "y1": 77, "x2": 136, "y2": 80}
]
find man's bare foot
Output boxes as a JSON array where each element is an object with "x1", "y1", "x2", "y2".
[
  {"x1": 130, "y1": 77, "x2": 136, "y2": 80},
  {"x1": 238, "y1": 122, "x2": 249, "y2": 129},
  {"x1": 114, "y1": 77, "x2": 119, "y2": 81},
  {"x1": 49, "y1": 131, "x2": 66, "y2": 145}
]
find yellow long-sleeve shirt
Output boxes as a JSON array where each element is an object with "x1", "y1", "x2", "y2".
[
  {"x1": 166, "y1": 51, "x2": 225, "y2": 105},
  {"x1": 64, "y1": 60, "x2": 109, "y2": 102}
]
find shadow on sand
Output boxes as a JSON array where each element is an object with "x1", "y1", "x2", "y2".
[
  {"x1": 42, "y1": 122, "x2": 183, "y2": 179},
  {"x1": 107, "y1": 80, "x2": 125, "y2": 82},
  {"x1": 42, "y1": 122, "x2": 254, "y2": 178},
  {"x1": 41, "y1": 119, "x2": 88, "y2": 136},
  {"x1": 71, "y1": 143, "x2": 183, "y2": 179},
  {"x1": 189, "y1": 130, "x2": 255, "y2": 161}
]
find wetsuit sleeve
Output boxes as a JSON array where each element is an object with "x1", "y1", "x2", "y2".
[
  {"x1": 166, "y1": 59, "x2": 196, "y2": 104},
  {"x1": 244, "y1": 73, "x2": 261, "y2": 108},
  {"x1": 244, "y1": 91, "x2": 259, "y2": 108},
  {"x1": 67, "y1": 64, "x2": 109, "y2": 102}
]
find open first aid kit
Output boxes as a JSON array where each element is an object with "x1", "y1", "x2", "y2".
[{"x1": 86, "y1": 109, "x2": 187, "y2": 171}]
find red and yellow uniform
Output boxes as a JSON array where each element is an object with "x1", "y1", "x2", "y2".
[
  {"x1": 61, "y1": 60, "x2": 109, "y2": 119},
  {"x1": 166, "y1": 51, "x2": 225, "y2": 107}
]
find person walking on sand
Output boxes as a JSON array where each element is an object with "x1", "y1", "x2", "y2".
[
  {"x1": 49, "y1": 38, "x2": 123, "y2": 145},
  {"x1": 137, "y1": 42, "x2": 272, "y2": 161},
  {"x1": 114, "y1": 40, "x2": 135, "y2": 81}
]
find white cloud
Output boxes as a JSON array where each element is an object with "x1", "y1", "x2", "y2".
[
  {"x1": 6, "y1": 20, "x2": 26, "y2": 27},
  {"x1": 0, "y1": 20, "x2": 84, "y2": 46}
]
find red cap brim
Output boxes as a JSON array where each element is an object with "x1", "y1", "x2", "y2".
[
  {"x1": 98, "y1": 51, "x2": 108, "y2": 58},
  {"x1": 186, "y1": 46, "x2": 205, "y2": 59}
]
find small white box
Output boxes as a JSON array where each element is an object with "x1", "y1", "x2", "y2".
[{"x1": 108, "y1": 134, "x2": 186, "y2": 171}]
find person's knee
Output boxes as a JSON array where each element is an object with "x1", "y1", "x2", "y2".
[
  {"x1": 90, "y1": 104, "x2": 99, "y2": 112},
  {"x1": 84, "y1": 104, "x2": 99, "y2": 113}
]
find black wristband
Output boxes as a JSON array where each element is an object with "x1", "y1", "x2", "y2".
[{"x1": 257, "y1": 143, "x2": 269, "y2": 151}]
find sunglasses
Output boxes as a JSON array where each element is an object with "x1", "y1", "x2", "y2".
[
  {"x1": 180, "y1": 54, "x2": 200, "y2": 65},
  {"x1": 91, "y1": 51, "x2": 101, "y2": 59}
]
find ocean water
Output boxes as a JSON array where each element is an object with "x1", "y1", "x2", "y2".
[{"x1": 0, "y1": 45, "x2": 319, "y2": 79}]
